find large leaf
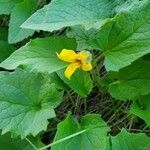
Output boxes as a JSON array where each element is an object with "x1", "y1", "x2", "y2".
[
  {"x1": 99, "y1": 0, "x2": 150, "y2": 71},
  {"x1": 109, "y1": 58, "x2": 150, "y2": 100},
  {"x1": 67, "y1": 0, "x2": 150, "y2": 70},
  {"x1": 8, "y1": 0, "x2": 37, "y2": 43},
  {"x1": 0, "y1": 133, "x2": 44, "y2": 150},
  {"x1": 131, "y1": 95, "x2": 150, "y2": 126},
  {"x1": 51, "y1": 113, "x2": 110, "y2": 150},
  {"x1": 21, "y1": 0, "x2": 126, "y2": 31},
  {"x1": 0, "y1": 37, "x2": 76, "y2": 73},
  {"x1": 57, "y1": 69, "x2": 93, "y2": 97},
  {"x1": 0, "y1": 0, "x2": 22, "y2": 15},
  {"x1": 111, "y1": 129, "x2": 150, "y2": 150},
  {"x1": 0, "y1": 69, "x2": 63, "y2": 137}
]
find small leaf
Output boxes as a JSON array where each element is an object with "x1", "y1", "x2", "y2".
[
  {"x1": 111, "y1": 129, "x2": 150, "y2": 150},
  {"x1": 0, "y1": 37, "x2": 76, "y2": 74},
  {"x1": 0, "y1": 0, "x2": 22, "y2": 15},
  {"x1": 0, "y1": 41, "x2": 15, "y2": 62},
  {"x1": 8, "y1": 0, "x2": 37, "y2": 43},
  {"x1": 131, "y1": 95, "x2": 150, "y2": 126},
  {"x1": 49, "y1": 73, "x2": 69, "y2": 90},
  {"x1": 99, "y1": 71, "x2": 118, "y2": 87},
  {"x1": 67, "y1": 26, "x2": 99, "y2": 50},
  {"x1": 21, "y1": 0, "x2": 126, "y2": 31},
  {"x1": 0, "y1": 69, "x2": 63, "y2": 137},
  {"x1": 51, "y1": 113, "x2": 110, "y2": 150},
  {"x1": 0, "y1": 27, "x2": 8, "y2": 41},
  {"x1": 57, "y1": 69, "x2": 93, "y2": 97},
  {"x1": 0, "y1": 28, "x2": 16, "y2": 62}
]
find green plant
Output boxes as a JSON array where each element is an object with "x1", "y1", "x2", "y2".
[{"x1": 0, "y1": 0, "x2": 150, "y2": 149}]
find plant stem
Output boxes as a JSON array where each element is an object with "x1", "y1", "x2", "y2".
[
  {"x1": 93, "y1": 52, "x2": 104, "y2": 65},
  {"x1": 66, "y1": 90, "x2": 75, "y2": 105},
  {"x1": 25, "y1": 137, "x2": 38, "y2": 150},
  {"x1": 83, "y1": 98, "x2": 87, "y2": 114}
]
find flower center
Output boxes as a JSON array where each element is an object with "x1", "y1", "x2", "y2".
[{"x1": 75, "y1": 58, "x2": 82, "y2": 64}]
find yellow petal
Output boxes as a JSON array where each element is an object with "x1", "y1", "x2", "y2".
[
  {"x1": 57, "y1": 49, "x2": 78, "y2": 62},
  {"x1": 65, "y1": 62, "x2": 81, "y2": 79},
  {"x1": 82, "y1": 62, "x2": 92, "y2": 71}
]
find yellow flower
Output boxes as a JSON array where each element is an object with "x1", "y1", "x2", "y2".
[{"x1": 57, "y1": 49, "x2": 92, "y2": 79}]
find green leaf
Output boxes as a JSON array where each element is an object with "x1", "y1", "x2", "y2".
[
  {"x1": 0, "y1": 133, "x2": 31, "y2": 150},
  {"x1": 109, "y1": 58, "x2": 150, "y2": 100},
  {"x1": 99, "y1": 71, "x2": 119, "y2": 93},
  {"x1": 111, "y1": 129, "x2": 150, "y2": 150},
  {"x1": 67, "y1": 1, "x2": 150, "y2": 70},
  {"x1": 131, "y1": 95, "x2": 150, "y2": 126},
  {"x1": 51, "y1": 113, "x2": 110, "y2": 150},
  {"x1": 8, "y1": 0, "x2": 37, "y2": 43},
  {"x1": 0, "y1": 28, "x2": 15, "y2": 62},
  {"x1": 0, "y1": 0, "x2": 22, "y2": 15},
  {"x1": 57, "y1": 70, "x2": 93, "y2": 97},
  {"x1": 21, "y1": 0, "x2": 126, "y2": 31},
  {"x1": 0, "y1": 133, "x2": 44, "y2": 150},
  {"x1": 0, "y1": 27, "x2": 8, "y2": 41},
  {"x1": 0, "y1": 69, "x2": 63, "y2": 137},
  {"x1": 49, "y1": 73, "x2": 69, "y2": 90},
  {"x1": 99, "y1": 72, "x2": 118, "y2": 88},
  {"x1": 0, "y1": 41, "x2": 15, "y2": 62},
  {"x1": 0, "y1": 37, "x2": 76, "y2": 73},
  {"x1": 67, "y1": 26, "x2": 99, "y2": 50},
  {"x1": 90, "y1": 0, "x2": 150, "y2": 71}
]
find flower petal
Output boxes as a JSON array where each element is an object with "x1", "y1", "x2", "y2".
[
  {"x1": 78, "y1": 51, "x2": 92, "y2": 64},
  {"x1": 57, "y1": 49, "x2": 78, "y2": 62},
  {"x1": 82, "y1": 62, "x2": 92, "y2": 71},
  {"x1": 65, "y1": 62, "x2": 81, "y2": 79}
]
